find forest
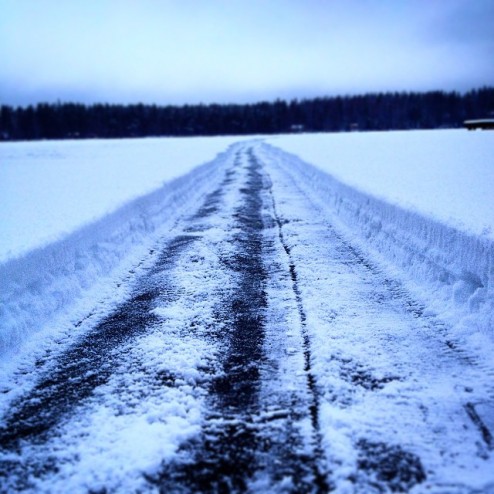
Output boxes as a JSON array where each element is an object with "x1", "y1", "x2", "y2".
[{"x1": 1, "y1": 87, "x2": 493, "y2": 141}]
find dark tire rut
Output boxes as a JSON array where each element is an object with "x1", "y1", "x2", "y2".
[
  {"x1": 157, "y1": 149, "x2": 329, "y2": 493},
  {"x1": 0, "y1": 146, "x2": 330, "y2": 493}
]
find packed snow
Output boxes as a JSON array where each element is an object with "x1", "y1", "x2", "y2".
[
  {"x1": 1, "y1": 136, "x2": 493, "y2": 492},
  {"x1": 0, "y1": 137, "x2": 252, "y2": 356},
  {"x1": 1, "y1": 130, "x2": 493, "y2": 360},
  {"x1": 1, "y1": 130, "x2": 493, "y2": 364},
  {"x1": 263, "y1": 155, "x2": 494, "y2": 491}
]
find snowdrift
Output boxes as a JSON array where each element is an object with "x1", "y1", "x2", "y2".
[
  {"x1": 259, "y1": 142, "x2": 494, "y2": 343},
  {"x1": 0, "y1": 146, "x2": 234, "y2": 358}
]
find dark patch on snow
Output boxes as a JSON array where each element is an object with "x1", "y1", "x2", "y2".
[
  {"x1": 149, "y1": 234, "x2": 200, "y2": 273},
  {"x1": 0, "y1": 288, "x2": 158, "y2": 447},
  {"x1": 156, "y1": 369, "x2": 177, "y2": 387},
  {"x1": 465, "y1": 402, "x2": 494, "y2": 450},
  {"x1": 188, "y1": 184, "x2": 224, "y2": 220},
  {"x1": 446, "y1": 340, "x2": 457, "y2": 350},
  {"x1": 158, "y1": 412, "x2": 324, "y2": 494},
  {"x1": 354, "y1": 439, "x2": 426, "y2": 492},
  {"x1": 349, "y1": 369, "x2": 398, "y2": 391},
  {"x1": 188, "y1": 158, "x2": 238, "y2": 222},
  {"x1": 157, "y1": 149, "x2": 269, "y2": 492},
  {"x1": 338, "y1": 360, "x2": 400, "y2": 391},
  {"x1": 157, "y1": 150, "x2": 330, "y2": 493}
]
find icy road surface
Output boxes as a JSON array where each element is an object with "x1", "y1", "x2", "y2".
[{"x1": 1, "y1": 143, "x2": 493, "y2": 493}]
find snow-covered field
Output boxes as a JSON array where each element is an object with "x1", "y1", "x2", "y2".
[
  {"x1": 1, "y1": 132, "x2": 494, "y2": 492},
  {"x1": 0, "y1": 136, "x2": 250, "y2": 361},
  {"x1": 267, "y1": 130, "x2": 494, "y2": 239},
  {"x1": 0, "y1": 136, "x2": 253, "y2": 262},
  {"x1": 1, "y1": 129, "x2": 492, "y2": 362}
]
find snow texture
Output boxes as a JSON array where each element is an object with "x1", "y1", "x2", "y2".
[
  {"x1": 267, "y1": 130, "x2": 494, "y2": 239},
  {"x1": 0, "y1": 136, "x2": 251, "y2": 261},
  {"x1": 1, "y1": 130, "x2": 493, "y2": 369},
  {"x1": 261, "y1": 132, "x2": 494, "y2": 348},
  {"x1": 1, "y1": 137, "x2": 493, "y2": 492},
  {"x1": 263, "y1": 151, "x2": 494, "y2": 492},
  {"x1": 0, "y1": 138, "x2": 248, "y2": 361}
]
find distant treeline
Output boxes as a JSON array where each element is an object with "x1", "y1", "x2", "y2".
[{"x1": 1, "y1": 87, "x2": 493, "y2": 141}]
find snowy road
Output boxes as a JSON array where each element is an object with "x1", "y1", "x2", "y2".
[{"x1": 1, "y1": 143, "x2": 493, "y2": 493}]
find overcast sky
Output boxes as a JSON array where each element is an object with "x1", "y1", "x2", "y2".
[{"x1": 1, "y1": 0, "x2": 493, "y2": 107}]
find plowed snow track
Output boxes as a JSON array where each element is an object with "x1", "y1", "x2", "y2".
[{"x1": 1, "y1": 143, "x2": 493, "y2": 493}]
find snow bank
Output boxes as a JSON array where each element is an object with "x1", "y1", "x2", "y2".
[
  {"x1": 259, "y1": 135, "x2": 494, "y2": 343},
  {"x1": 267, "y1": 130, "x2": 494, "y2": 239},
  {"x1": 0, "y1": 140, "x2": 241, "y2": 359}
]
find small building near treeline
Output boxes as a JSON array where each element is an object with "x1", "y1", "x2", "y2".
[
  {"x1": 290, "y1": 124, "x2": 305, "y2": 133},
  {"x1": 464, "y1": 119, "x2": 494, "y2": 130}
]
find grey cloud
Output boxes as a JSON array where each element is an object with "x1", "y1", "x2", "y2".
[{"x1": 430, "y1": 0, "x2": 494, "y2": 46}]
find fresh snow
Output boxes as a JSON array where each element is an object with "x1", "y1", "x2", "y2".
[
  {"x1": 267, "y1": 129, "x2": 494, "y2": 239},
  {"x1": 262, "y1": 154, "x2": 494, "y2": 491},
  {"x1": 262, "y1": 131, "x2": 494, "y2": 350},
  {"x1": 0, "y1": 136, "x2": 251, "y2": 262},
  {"x1": 1, "y1": 130, "x2": 492, "y2": 363},
  {"x1": 1, "y1": 130, "x2": 492, "y2": 360}
]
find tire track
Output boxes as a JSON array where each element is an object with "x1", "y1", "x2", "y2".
[
  {"x1": 0, "y1": 165, "x2": 237, "y2": 490},
  {"x1": 157, "y1": 150, "x2": 268, "y2": 493},
  {"x1": 195, "y1": 150, "x2": 268, "y2": 491},
  {"x1": 1, "y1": 146, "x2": 333, "y2": 492},
  {"x1": 8, "y1": 141, "x2": 488, "y2": 492},
  {"x1": 260, "y1": 145, "x2": 494, "y2": 492},
  {"x1": 264, "y1": 166, "x2": 330, "y2": 493},
  {"x1": 157, "y1": 148, "x2": 331, "y2": 493}
]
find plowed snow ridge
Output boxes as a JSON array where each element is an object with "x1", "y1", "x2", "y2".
[
  {"x1": 258, "y1": 141, "x2": 494, "y2": 348},
  {"x1": 0, "y1": 143, "x2": 244, "y2": 362}
]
